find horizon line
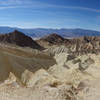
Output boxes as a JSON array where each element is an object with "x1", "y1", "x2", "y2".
[{"x1": 0, "y1": 25, "x2": 99, "y2": 32}]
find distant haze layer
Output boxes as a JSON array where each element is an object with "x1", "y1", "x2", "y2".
[{"x1": 0, "y1": 27, "x2": 100, "y2": 38}]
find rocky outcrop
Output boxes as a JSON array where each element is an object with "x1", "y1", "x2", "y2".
[
  {"x1": 0, "y1": 44, "x2": 56, "y2": 82},
  {"x1": 40, "y1": 33, "x2": 64, "y2": 43},
  {"x1": 0, "y1": 30, "x2": 43, "y2": 50},
  {"x1": 37, "y1": 33, "x2": 69, "y2": 46},
  {"x1": 38, "y1": 34, "x2": 100, "y2": 54},
  {"x1": 73, "y1": 36, "x2": 100, "y2": 52}
]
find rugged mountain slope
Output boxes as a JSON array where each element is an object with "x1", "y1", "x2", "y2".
[
  {"x1": 0, "y1": 32, "x2": 100, "y2": 100},
  {"x1": 0, "y1": 47, "x2": 100, "y2": 100},
  {"x1": 0, "y1": 40, "x2": 100, "y2": 99},
  {"x1": 37, "y1": 33, "x2": 71, "y2": 46},
  {"x1": 40, "y1": 33, "x2": 64, "y2": 42},
  {"x1": 71, "y1": 36, "x2": 100, "y2": 53},
  {"x1": 0, "y1": 44, "x2": 56, "y2": 82},
  {"x1": 38, "y1": 34, "x2": 100, "y2": 54},
  {"x1": 0, "y1": 30, "x2": 43, "y2": 50}
]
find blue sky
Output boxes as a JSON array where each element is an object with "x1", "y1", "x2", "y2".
[{"x1": 0, "y1": 0, "x2": 100, "y2": 31}]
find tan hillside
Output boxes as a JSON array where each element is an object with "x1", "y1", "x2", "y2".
[
  {"x1": 0, "y1": 44, "x2": 56, "y2": 82},
  {"x1": 0, "y1": 35, "x2": 100, "y2": 100}
]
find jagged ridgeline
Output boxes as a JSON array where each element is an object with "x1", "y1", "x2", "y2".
[
  {"x1": 0, "y1": 30, "x2": 99, "y2": 54},
  {"x1": 37, "y1": 33, "x2": 100, "y2": 54}
]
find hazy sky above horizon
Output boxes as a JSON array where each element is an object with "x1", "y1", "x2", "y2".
[{"x1": 0, "y1": 0, "x2": 100, "y2": 31}]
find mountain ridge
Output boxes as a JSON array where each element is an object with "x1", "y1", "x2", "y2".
[
  {"x1": 0, "y1": 30, "x2": 43, "y2": 50},
  {"x1": 0, "y1": 26, "x2": 100, "y2": 38}
]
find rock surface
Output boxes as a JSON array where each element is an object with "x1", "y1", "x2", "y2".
[
  {"x1": 0, "y1": 34, "x2": 100, "y2": 100},
  {"x1": 37, "y1": 33, "x2": 67, "y2": 46},
  {"x1": 0, "y1": 30, "x2": 43, "y2": 50},
  {"x1": 38, "y1": 34, "x2": 100, "y2": 54},
  {"x1": 0, "y1": 50, "x2": 100, "y2": 100}
]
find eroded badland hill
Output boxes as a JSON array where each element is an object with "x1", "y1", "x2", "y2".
[{"x1": 0, "y1": 31, "x2": 100, "y2": 100}]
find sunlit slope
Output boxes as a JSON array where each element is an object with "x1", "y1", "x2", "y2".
[{"x1": 0, "y1": 45, "x2": 56, "y2": 81}]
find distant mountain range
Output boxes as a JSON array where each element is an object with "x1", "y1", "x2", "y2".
[{"x1": 0, "y1": 26, "x2": 100, "y2": 38}]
